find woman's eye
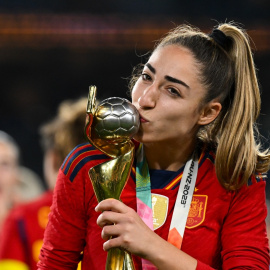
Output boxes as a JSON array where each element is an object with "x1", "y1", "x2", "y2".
[
  {"x1": 168, "y1": 88, "x2": 181, "y2": 97},
  {"x1": 141, "y1": 73, "x2": 151, "y2": 81}
]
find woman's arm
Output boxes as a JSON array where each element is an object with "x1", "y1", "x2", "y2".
[
  {"x1": 221, "y1": 179, "x2": 270, "y2": 269},
  {"x1": 37, "y1": 170, "x2": 87, "y2": 270}
]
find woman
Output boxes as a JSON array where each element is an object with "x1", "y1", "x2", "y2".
[{"x1": 38, "y1": 23, "x2": 270, "y2": 269}]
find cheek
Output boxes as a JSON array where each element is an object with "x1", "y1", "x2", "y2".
[
  {"x1": 131, "y1": 81, "x2": 140, "y2": 103},
  {"x1": 186, "y1": 100, "x2": 202, "y2": 117}
]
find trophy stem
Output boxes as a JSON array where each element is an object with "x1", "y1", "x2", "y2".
[
  {"x1": 123, "y1": 251, "x2": 136, "y2": 270},
  {"x1": 89, "y1": 148, "x2": 136, "y2": 270},
  {"x1": 106, "y1": 248, "x2": 125, "y2": 270},
  {"x1": 105, "y1": 248, "x2": 135, "y2": 270}
]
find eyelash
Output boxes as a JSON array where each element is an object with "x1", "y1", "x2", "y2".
[
  {"x1": 141, "y1": 72, "x2": 181, "y2": 97},
  {"x1": 141, "y1": 73, "x2": 152, "y2": 81},
  {"x1": 168, "y1": 88, "x2": 181, "y2": 97}
]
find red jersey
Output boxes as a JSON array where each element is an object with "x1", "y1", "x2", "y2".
[
  {"x1": 0, "y1": 191, "x2": 53, "y2": 270},
  {"x1": 37, "y1": 143, "x2": 270, "y2": 269}
]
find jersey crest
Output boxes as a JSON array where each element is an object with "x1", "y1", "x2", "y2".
[
  {"x1": 186, "y1": 195, "x2": 208, "y2": 229},
  {"x1": 152, "y1": 194, "x2": 169, "y2": 230},
  {"x1": 151, "y1": 194, "x2": 208, "y2": 230}
]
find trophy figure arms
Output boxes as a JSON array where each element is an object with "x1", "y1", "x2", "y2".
[{"x1": 85, "y1": 86, "x2": 134, "y2": 159}]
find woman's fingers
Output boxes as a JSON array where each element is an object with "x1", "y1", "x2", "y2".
[
  {"x1": 96, "y1": 210, "x2": 122, "y2": 227},
  {"x1": 103, "y1": 235, "x2": 125, "y2": 251},
  {"x1": 101, "y1": 222, "x2": 121, "y2": 241},
  {"x1": 95, "y1": 198, "x2": 128, "y2": 214},
  {"x1": 96, "y1": 198, "x2": 136, "y2": 228}
]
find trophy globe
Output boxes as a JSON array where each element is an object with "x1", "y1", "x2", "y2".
[{"x1": 93, "y1": 97, "x2": 140, "y2": 144}]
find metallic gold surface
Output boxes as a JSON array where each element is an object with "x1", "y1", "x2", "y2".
[{"x1": 85, "y1": 86, "x2": 136, "y2": 270}]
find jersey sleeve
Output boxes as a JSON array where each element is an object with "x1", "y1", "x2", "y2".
[
  {"x1": 37, "y1": 169, "x2": 88, "y2": 270},
  {"x1": 221, "y1": 179, "x2": 270, "y2": 269}
]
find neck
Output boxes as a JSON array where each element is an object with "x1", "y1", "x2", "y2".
[{"x1": 143, "y1": 138, "x2": 197, "y2": 171}]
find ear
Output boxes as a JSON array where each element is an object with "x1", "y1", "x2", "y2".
[{"x1": 197, "y1": 101, "x2": 222, "y2": 126}]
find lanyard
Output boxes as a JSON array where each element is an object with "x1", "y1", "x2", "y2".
[{"x1": 136, "y1": 144, "x2": 198, "y2": 269}]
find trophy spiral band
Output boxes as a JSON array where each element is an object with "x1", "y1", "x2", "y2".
[{"x1": 84, "y1": 86, "x2": 139, "y2": 270}]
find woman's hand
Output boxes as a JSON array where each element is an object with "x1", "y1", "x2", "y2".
[
  {"x1": 95, "y1": 198, "x2": 197, "y2": 270},
  {"x1": 95, "y1": 198, "x2": 158, "y2": 259}
]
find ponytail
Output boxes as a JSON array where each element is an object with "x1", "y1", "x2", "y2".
[{"x1": 214, "y1": 23, "x2": 270, "y2": 190}]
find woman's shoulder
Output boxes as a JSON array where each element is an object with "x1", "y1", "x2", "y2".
[{"x1": 59, "y1": 142, "x2": 110, "y2": 183}]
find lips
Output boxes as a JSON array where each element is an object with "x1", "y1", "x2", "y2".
[{"x1": 139, "y1": 113, "x2": 149, "y2": 123}]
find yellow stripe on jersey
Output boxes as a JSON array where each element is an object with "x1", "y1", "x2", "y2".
[
  {"x1": 0, "y1": 259, "x2": 29, "y2": 270},
  {"x1": 33, "y1": 239, "x2": 82, "y2": 269},
  {"x1": 33, "y1": 239, "x2": 43, "y2": 262}
]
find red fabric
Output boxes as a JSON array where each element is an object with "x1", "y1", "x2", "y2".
[
  {"x1": 37, "y1": 144, "x2": 270, "y2": 269},
  {"x1": 0, "y1": 191, "x2": 53, "y2": 270}
]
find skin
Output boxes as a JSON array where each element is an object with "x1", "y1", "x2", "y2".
[{"x1": 96, "y1": 45, "x2": 222, "y2": 269}]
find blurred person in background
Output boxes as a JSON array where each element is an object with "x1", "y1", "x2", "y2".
[
  {"x1": 0, "y1": 131, "x2": 20, "y2": 229},
  {"x1": 0, "y1": 97, "x2": 88, "y2": 270},
  {"x1": 0, "y1": 131, "x2": 44, "y2": 231},
  {"x1": 15, "y1": 166, "x2": 44, "y2": 206}
]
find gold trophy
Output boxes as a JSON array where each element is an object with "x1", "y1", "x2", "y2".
[{"x1": 84, "y1": 86, "x2": 139, "y2": 270}]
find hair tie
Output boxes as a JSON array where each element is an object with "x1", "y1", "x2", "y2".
[{"x1": 209, "y1": 29, "x2": 232, "y2": 51}]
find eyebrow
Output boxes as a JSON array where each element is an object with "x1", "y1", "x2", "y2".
[
  {"x1": 146, "y1": 63, "x2": 156, "y2": 74},
  {"x1": 145, "y1": 63, "x2": 190, "y2": 89}
]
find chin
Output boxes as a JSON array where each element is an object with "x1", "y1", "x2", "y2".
[
  {"x1": 132, "y1": 133, "x2": 143, "y2": 143},
  {"x1": 133, "y1": 134, "x2": 156, "y2": 145}
]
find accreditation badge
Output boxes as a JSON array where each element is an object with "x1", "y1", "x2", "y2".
[
  {"x1": 186, "y1": 195, "x2": 208, "y2": 229},
  {"x1": 151, "y1": 194, "x2": 169, "y2": 230}
]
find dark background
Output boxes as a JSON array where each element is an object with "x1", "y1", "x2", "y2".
[{"x1": 0, "y1": 1, "x2": 269, "y2": 196}]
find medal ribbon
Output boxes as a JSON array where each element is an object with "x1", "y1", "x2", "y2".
[{"x1": 135, "y1": 143, "x2": 198, "y2": 269}]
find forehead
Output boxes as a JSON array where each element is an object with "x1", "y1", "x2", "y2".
[
  {"x1": 150, "y1": 45, "x2": 195, "y2": 63},
  {"x1": 0, "y1": 142, "x2": 17, "y2": 161},
  {"x1": 148, "y1": 45, "x2": 202, "y2": 88}
]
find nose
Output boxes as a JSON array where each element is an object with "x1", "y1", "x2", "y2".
[{"x1": 138, "y1": 84, "x2": 159, "y2": 109}]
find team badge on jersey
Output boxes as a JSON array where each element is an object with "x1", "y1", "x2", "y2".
[
  {"x1": 186, "y1": 195, "x2": 208, "y2": 229},
  {"x1": 152, "y1": 194, "x2": 169, "y2": 230}
]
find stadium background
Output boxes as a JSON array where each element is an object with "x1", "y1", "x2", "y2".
[{"x1": 0, "y1": 0, "x2": 269, "y2": 197}]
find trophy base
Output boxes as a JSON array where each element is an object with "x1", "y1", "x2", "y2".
[{"x1": 106, "y1": 248, "x2": 124, "y2": 270}]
